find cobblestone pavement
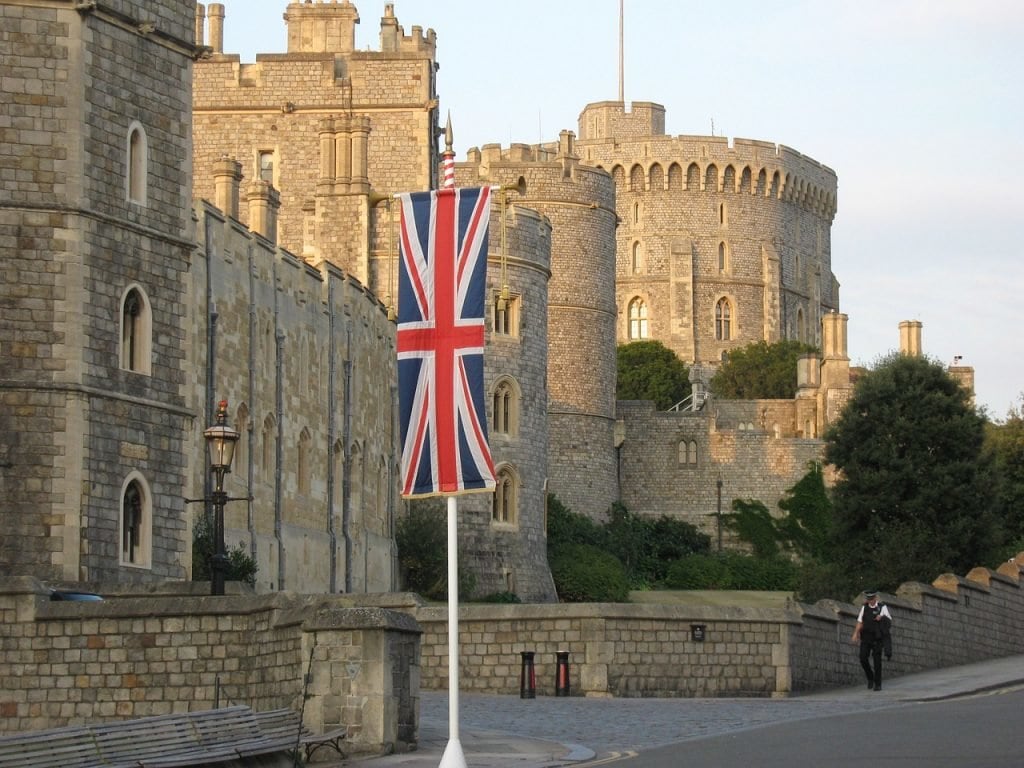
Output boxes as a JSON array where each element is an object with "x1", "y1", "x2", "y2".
[{"x1": 421, "y1": 688, "x2": 894, "y2": 756}]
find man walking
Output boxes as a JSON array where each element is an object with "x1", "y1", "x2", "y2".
[{"x1": 851, "y1": 590, "x2": 892, "y2": 691}]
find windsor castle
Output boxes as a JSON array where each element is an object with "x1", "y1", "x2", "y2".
[{"x1": 2, "y1": 0, "x2": 968, "y2": 603}]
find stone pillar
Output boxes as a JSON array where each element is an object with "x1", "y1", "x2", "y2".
[
  {"x1": 334, "y1": 116, "x2": 351, "y2": 193},
  {"x1": 213, "y1": 157, "x2": 242, "y2": 219},
  {"x1": 350, "y1": 116, "x2": 371, "y2": 193},
  {"x1": 319, "y1": 116, "x2": 336, "y2": 184}
]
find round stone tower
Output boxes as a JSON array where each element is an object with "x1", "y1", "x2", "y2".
[
  {"x1": 461, "y1": 132, "x2": 620, "y2": 520},
  {"x1": 576, "y1": 101, "x2": 839, "y2": 378}
]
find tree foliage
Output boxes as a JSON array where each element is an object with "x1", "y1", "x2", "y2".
[
  {"x1": 192, "y1": 513, "x2": 258, "y2": 587},
  {"x1": 395, "y1": 501, "x2": 476, "y2": 601},
  {"x1": 546, "y1": 495, "x2": 710, "y2": 597},
  {"x1": 985, "y1": 395, "x2": 1024, "y2": 546},
  {"x1": 616, "y1": 340, "x2": 691, "y2": 410},
  {"x1": 710, "y1": 339, "x2": 819, "y2": 399},
  {"x1": 823, "y1": 352, "x2": 1001, "y2": 596}
]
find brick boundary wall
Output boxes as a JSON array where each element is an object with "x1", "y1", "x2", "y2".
[
  {"x1": 412, "y1": 555, "x2": 1024, "y2": 697},
  {"x1": 0, "y1": 579, "x2": 422, "y2": 755}
]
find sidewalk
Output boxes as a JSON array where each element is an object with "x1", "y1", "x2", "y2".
[{"x1": 338, "y1": 654, "x2": 1024, "y2": 768}]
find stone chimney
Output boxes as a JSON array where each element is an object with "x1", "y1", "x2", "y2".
[
  {"x1": 213, "y1": 157, "x2": 242, "y2": 219},
  {"x1": 899, "y1": 320, "x2": 923, "y2": 357},
  {"x1": 247, "y1": 181, "x2": 280, "y2": 244},
  {"x1": 195, "y1": 3, "x2": 206, "y2": 47},
  {"x1": 207, "y1": 3, "x2": 224, "y2": 54}
]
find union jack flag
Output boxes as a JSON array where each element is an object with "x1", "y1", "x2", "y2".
[{"x1": 397, "y1": 186, "x2": 496, "y2": 498}]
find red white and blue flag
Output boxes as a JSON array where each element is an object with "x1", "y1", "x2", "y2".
[{"x1": 397, "y1": 186, "x2": 496, "y2": 498}]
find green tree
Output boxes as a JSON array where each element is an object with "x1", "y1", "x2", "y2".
[
  {"x1": 776, "y1": 461, "x2": 832, "y2": 560},
  {"x1": 985, "y1": 396, "x2": 1024, "y2": 548},
  {"x1": 710, "y1": 339, "x2": 818, "y2": 399},
  {"x1": 823, "y1": 352, "x2": 1002, "y2": 596},
  {"x1": 616, "y1": 340, "x2": 691, "y2": 410}
]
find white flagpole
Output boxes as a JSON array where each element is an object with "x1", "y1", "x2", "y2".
[{"x1": 438, "y1": 495, "x2": 466, "y2": 768}]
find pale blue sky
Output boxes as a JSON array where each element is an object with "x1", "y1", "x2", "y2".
[{"x1": 216, "y1": 0, "x2": 1023, "y2": 418}]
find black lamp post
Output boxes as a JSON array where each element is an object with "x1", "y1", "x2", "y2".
[{"x1": 204, "y1": 399, "x2": 239, "y2": 596}]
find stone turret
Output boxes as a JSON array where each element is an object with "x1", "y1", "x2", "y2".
[{"x1": 285, "y1": 0, "x2": 359, "y2": 54}]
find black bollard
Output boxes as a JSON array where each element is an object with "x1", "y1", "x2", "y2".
[
  {"x1": 555, "y1": 651, "x2": 570, "y2": 696},
  {"x1": 520, "y1": 651, "x2": 536, "y2": 699}
]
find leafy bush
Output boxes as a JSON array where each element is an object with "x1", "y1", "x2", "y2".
[
  {"x1": 663, "y1": 552, "x2": 796, "y2": 591},
  {"x1": 396, "y1": 501, "x2": 476, "y2": 600},
  {"x1": 664, "y1": 554, "x2": 732, "y2": 589},
  {"x1": 548, "y1": 496, "x2": 710, "y2": 590},
  {"x1": 476, "y1": 591, "x2": 522, "y2": 604},
  {"x1": 549, "y1": 544, "x2": 630, "y2": 602},
  {"x1": 192, "y1": 513, "x2": 258, "y2": 587}
]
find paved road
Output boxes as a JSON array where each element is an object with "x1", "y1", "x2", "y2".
[{"x1": 347, "y1": 654, "x2": 1024, "y2": 767}]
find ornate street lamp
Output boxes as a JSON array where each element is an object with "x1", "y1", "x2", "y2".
[{"x1": 203, "y1": 399, "x2": 239, "y2": 596}]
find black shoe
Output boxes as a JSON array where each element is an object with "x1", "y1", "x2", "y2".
[{"x1": 873, "y1": 684, "x2": 881, "y2": 691}]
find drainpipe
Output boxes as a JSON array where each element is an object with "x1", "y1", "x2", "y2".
[
  {"x1": 247, "y1": 245, "x2": 257, "y2": 562},
  {"x1": 326, "y1": 274, "x2": 338, "y2": 592},
  {"x1": 203, "y1": 213, "x2": 217, "y2": 523},
  {"x1": 275, "y1": 328, "x2": 285, "y2": 590},
  {"x1": 342, "y1": 326, "x2": 353, "y2": 593}
]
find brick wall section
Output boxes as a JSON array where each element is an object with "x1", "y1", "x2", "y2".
[
  {"x1": 0, "y1": 578, "x2": 422, "y2": 753},
  {"x1": 412, "y1": 555, "x2": 1024, "y2": 698},
  {"x1": 188, "y1": 204, "x2": 399, "y2": 595},
  {"x1": 617, "y1": 400, "x2": 826, "y2": 538}
]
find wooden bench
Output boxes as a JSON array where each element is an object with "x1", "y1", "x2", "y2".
[
  {"x1": 0, "y1": 705, "x2": 324, "y2": 768},
  {"x1": 251, "y1": 709, "x2": 348, "y2": 762}
]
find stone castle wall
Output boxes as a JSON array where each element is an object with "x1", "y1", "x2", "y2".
[
  {"x1": 616, "y1": 400, "x2": 826, "y2": 537},
  {"x1": 0, "y1": 578, "x2": 421, "y2": 753},
  {"x1": 188, "y1": 199, "x2": 399, "y2": 595},
  {"x1": 412, "y1": 556, "x2": 1024, "y2": 697},
  {"x1": 0, "y1": 1, "x2": 196, "y2": 582}
]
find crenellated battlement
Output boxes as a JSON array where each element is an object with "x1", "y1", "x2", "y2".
[
  {"x1": 379, "y1": 3, "x2": 437, "y2": 55},
  {"x1": 195, "y1": 2, "x2": 435, "y2": 60}
]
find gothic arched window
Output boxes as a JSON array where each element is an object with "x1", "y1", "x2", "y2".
[
  {"x1": 715, "y1": 297, "x2": 733, "y2": 341},
  {"x1": 628, "y1": 298, "x2": 648, "y2": 340}
]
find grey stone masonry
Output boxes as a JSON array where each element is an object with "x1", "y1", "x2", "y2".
[
  {"x1": 0, "y1": 577, "x2": 422, "y2": 755},
  {"x1": 411, "y1": 554, "x2": 1024, "y2": 698}
]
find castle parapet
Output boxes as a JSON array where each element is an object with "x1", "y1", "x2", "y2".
[
  {"x1": 379, "y1": 4, "x2": 437, "y2": 55},
  {"x1": 284, "y1": 0, "x2": 360, "y2": 54}
]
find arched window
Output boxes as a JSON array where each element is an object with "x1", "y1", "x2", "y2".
[
  {"x1": 297, "y1": 428, "x2": 312, "y2": 496},
  {"x1": 492, "y1": 378, "x2": 520, "y2": 436},
  {"x1": 677, "y1": 440, "x2": 698, "y2": 466},
  {"x1": 492, "y1": 291, "x2": 521, "y2": 337},
  {"x1": 127, "y1": 122, "x2": 148, "y2": 205},
  {"x1": 120, "y1": 285, "x2": 152, "y2": 374},
  {"x1": 332, "y1": 439, "x2": 344, "y2": 510},
  {"x1": 718, "y1": 242, "x2": 729, "y2": 273},
  {"x1": 234, "y1": 403, "x2": 250, "y2": 478},
  {"x1": 261, "y1": 414, "x2": 276, "y2": 477},
  {"x1": 492, "y1": 465, "x2": 519, "y2": 526},
  {"x1": 120, "y1": 473, "x2": 151, "y2": 568},
  {"x1": 719, "y1": 203, "x2": 728, "y2": 226},
  {"x1": 633, "y1": 202, "x2": 640, "y2": 224},
  {"x1": 631, "y1": 241, "x2": 643, "y2": 273},
  {"x1": 797, "y1": 308, "x2": 806, "y2": 342},
  {"x1": 715, "y1": 297, "x2": 732, "y2": 341},
  {"x1": 628, "y1": 298, "x2": 648, "y2": 340},
  {"x1": 376, "y1": 457, "x2": 388, "y2": 530}
]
